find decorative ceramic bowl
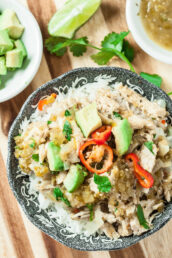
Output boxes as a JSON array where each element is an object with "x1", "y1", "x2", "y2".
[
  {"x1": 7, "y1": 67, "x2": 172, "y2": 251},
  {"x1": 0, "y1": 0, "x2": 43, "y2": 102}
]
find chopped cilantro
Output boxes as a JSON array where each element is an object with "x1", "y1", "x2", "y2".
[
  {"x1": 63, "y1": 120, "x2": 72, "y2": 141},
  {"x1": 29, "y1": 138, "x2": 36, "y2": 148},
  {"x1": 114, "y1": 207, "x2": 118, "y2": 213},
  {"x1": 94, "y1": 174, "x2": 112, "y2": 193},
  {"x1": 113, "y1": 112, "x2": 123, "y2": 120},
  {"x1": 15, "y1": 146, "x2": 20, "y2": 149},
  {"x1": 32, "y1": 154, "x2": 39, "y2": 162},
  {"x1": 65, "y1": 109, "x2": 71, "y2": 117},
  {"x1": 86, "y1": 204, "x2": 94, "y2": 221},
  {"x1": 137, "y1": 204, "x2": 150, "y2": 229},
  {"x1": 144, "y1": 141, "x2": 154, "y2": 154},
  {"x1": 47, "y1": 120, "x2": 52, "y2": 125},
  {"x1": 53, "y1": 187, "x2": 71, "y2": 207}
]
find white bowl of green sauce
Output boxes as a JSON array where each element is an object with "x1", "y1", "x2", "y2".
[{"x1": 126, "y1": 0, "x2": 172, "y2": 64}]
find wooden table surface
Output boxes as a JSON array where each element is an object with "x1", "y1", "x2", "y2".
[{"x1": 0, "y1": 0, "x2": 172, "y2": 257}]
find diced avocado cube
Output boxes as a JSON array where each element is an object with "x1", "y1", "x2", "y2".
[
  {"x1": 64, "y1": 164, "x2": 86, "y2": 193},
  {"x1": 47, "y1": 142, "x2": 64, "y2": 172},
  {"x1": 0, "y1": 9, "x2": 24, "y2": 39},
  {"x1": 0, "y1": 29, "x2": 13, "y2": 55},
  {"x1": 75, "y1": 102, "x2": 102, "y2": 137},
  {"x1": 6, "y1": 49, "x2": 23, "y2": 68},
  {"x1": 112, "y1": 118, "x2": 133, "y2": 156},
  {"x1": 0, "y1": 56, "x2": 7, "y2": 75},
  {"x1": 14, "y1": 39, "x2": 27, "y2": 58}
]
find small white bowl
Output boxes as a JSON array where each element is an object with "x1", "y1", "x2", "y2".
[
  {"x1": 126, "y1": 0, "x2": 172, "y2": 64},
  {"x1": 0, "y1": 0, "x2": 43, "y2": 102}
]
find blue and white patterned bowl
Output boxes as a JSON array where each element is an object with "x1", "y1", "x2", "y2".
[{"x1": 7, "y1": 67, "x2": 172, "y2": 251}]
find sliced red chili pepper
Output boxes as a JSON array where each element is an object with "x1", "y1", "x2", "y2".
[
  {"x1": 38, "y1": 93, "x2": 57, "y2": 111},
  {"x1": 161, "y1": 120, "x2": 166, "y2": 124},
  {"x1": 91, "y1": 126, "x2": 112, "y2": 145},
  {"x1": 79, "y1": 140, "x2": 113, "y2": 174},
  {"x1": 126, "y1": 153, "x2": 154, "y2": 188}
]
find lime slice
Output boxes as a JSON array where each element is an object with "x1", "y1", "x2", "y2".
[{"x1": 48, "y1": 0, "x2": 101, "y2": 38}]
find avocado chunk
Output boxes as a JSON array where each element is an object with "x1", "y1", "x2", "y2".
[
  {"x1": 0, "y1": 56, "x2": 7, "y2": 75},
  {"x1": 6, "y1": 49, "x2": 23, "y2": 68},
  {"x1": 14, "y1": 39, "x2": 27, "y2": 58},
  {"x1": 0, "y1": 29, "x2": 13, "y2": 55},
  {"x1": 0, "y1": 9, "x2": 24, "y2": 39},
  {"x1": 64, "y1": 164, "x2": 86, "y2": 193},
  {"x1": 75, "y1": 102, "x2": 102, "y2": 137},
  {"x1": 112, "y1": 118, "x2": 133, "y2": 156},
  {"x1": 47, "y1": 142, "x2": 64, "y2": 172}
]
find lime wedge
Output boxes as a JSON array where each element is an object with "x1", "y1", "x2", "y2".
[{"x1": 48, "y1": 0, "x2": 101, "y2": 38}]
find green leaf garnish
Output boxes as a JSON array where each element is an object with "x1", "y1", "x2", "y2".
[
  {"x1": 137, "y1": 204, "x2": 150, "y2": 229},
  {"x1": 140, "y1": 72, "x2": 162, "y2": 88},
  {"x1": 114, "y1": 207, "x2": 118, "y2": 213},
  {"x1": 15, "y1": 146, "x2": 20, "y2": 149},
  {"x1": 45, "y1": 37, "x2": 67, "y2": 56},
  {"x1": 113, "y1": 111, "x2": 123, "y2": 120},
  {"x1": 122, "y1": 39, "x2": 134, "y2": 62},
  {"x1": 64, "y1": 109, "x2": 71, "y2": 117},
  {"x1": 94, "y1": 174, "x2": 112, "y2": 193},
  {"x1": 167, "y1": 92, "x2": 172, "y2": 96},
  {"x1": 47, "y1": 120, "x2": 52, "y2": 125},
  {"x1": 63, "y1": 120, "x2": 72, "y2": 141},
  {"x1": 32, "y1": 154, "x2": 39, "y2": 162},
  {"x1": 29, "y1": 138, "x2": 36, "y2": 148},
  {"x1": 45, "y1": 32, "x2": 135, "y2": 72},
  {"x1": 91, "y1": 51, "x2": 114, "y2": 65},
  {"x1": 144, "y1": 141, "x2": 154, "y2": 154},
  {"x1": 53, "y1": 187, "x2": 71, "y2": 207},
  {"x1": 86, "y1": 204, "x2": 94, "y2": 221}
]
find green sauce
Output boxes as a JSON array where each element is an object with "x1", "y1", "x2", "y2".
[{"x1": 140, "y1": 0, "x2": 172, "y2": 50}]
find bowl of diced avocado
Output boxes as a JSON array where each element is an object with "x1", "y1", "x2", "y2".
[{"x1": 0, "y1": 0, "x2": 42, "y2": 102}]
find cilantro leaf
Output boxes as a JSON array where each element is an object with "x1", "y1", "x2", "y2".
[
  {"x1": 122, "y1": 39, "x2": 134, "y2": 62},
  {"x1": 144, "y1": 141, "x2": 154, "y2": 154},
  {"x1": 45, "y1": 37, "x2": 67, "y2": 56},
  {"x1": 140, "y1": 72, "x2": 162, "y2": 88},
  {"x1": 30, "y1": 138, "x2": 36, "y2": 148},
  {"x1": 113, "y1": 111, "x2": 123, "y2": 120},
  {"x1": 91, "y1": 51, "x2": 114, "y2": 65},
  {"x1": 69, "y1": 37, "x2": 88, "y2": 56},
  {"x1": 94, "y1": 174, "x2": 112, "y2": 193},
  {"x1": 32, "y1": 154, "x2": 39, "y2": 162},
  {"x1": 167, "y1": 92, "x2": 172, "y2": 96},
  {"x1": 137, "y1": 204, "x2": 150, "y2": 229},
  {"x1": 86, "y1": 204, "x2": 94, "y2": 221},
  {"x1": 47, "y1": 120, "x2": 52, "y2": 125},
  {"x1": 63, "y1": 120, "x2": 72, "y2": 141},
  {"x1": 54, "y1": 187, "x2": 71, "y2": 207},
  {"x1": 101, "y1": 31, "x2": 129, "y2": 52},
  {"x1": 64, "y1": 109, "x2": 71, "y2": 116}
]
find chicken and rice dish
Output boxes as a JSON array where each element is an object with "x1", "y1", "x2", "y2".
[{"x1": 14, "y1": 80, "x2": 172, "y2": 239}]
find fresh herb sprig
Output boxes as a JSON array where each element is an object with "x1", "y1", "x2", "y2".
[
  {"x1": 94, "y1": 174, "x2": 112, "y2": 193},
  {"x1": 54, "y1": 187, "x2": 71, "y2": 207},
  {"x1": 45, "y1": 31, "x2": 135, "y2": 72},
  {"x1": 137, "y1": 204, "x2": 150, "y2": 229},
  {"x1": 113, "y1": 112, "x2": 123, "y2": 120}
]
